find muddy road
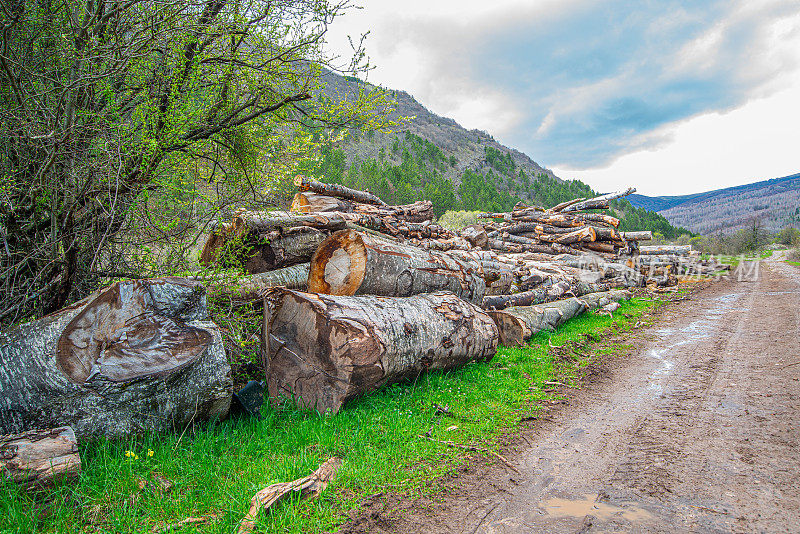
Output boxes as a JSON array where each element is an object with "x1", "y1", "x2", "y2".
[{"x1": 341, "y1": 259, "x2": 800, "y2": 533}]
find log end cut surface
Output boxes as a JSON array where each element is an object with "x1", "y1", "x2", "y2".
[
  {"x1": 308, "y1": 229, "x2": 367, "y2": 295},
  {"x1": 56, "y1": 279, "x2": 212, "y2": 384},
  {"x1": 266, "y1": 291, "x2": 383, "y2": 413}
]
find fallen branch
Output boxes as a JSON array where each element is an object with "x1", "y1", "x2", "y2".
[
  {"x1": 238, "y1": 457, "x2": 342, "y2": 534},
  {"x1": 418, "y1": 435, "x2": 519, "y2": 473}
]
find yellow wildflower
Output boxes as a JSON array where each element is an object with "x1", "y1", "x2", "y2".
[{"x1": 147, "y1": 449, "x2": 154, "y2": 457}]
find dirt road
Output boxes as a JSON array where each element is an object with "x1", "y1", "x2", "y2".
[{"x1": 342, "y1": 259, "x2": 800, "y2": 533}]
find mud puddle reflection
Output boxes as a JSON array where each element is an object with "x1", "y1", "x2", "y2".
[{"x1": 540, "y1": 493, "x2": 653, "y2": 521}]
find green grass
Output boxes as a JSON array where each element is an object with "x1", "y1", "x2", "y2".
[
  {"x1": 1, "y1": 298, "x2": 660, "y2": 534},
  {"x1": 760, "y1": 249, "x2": 774, "y2": 259},
  {"x1": 787, "y1": 261, "x2": 800, "y2": 266}
]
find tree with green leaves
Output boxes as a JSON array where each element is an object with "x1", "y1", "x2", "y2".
[{"x1": 0, "y1": 0, "x2": 392, "y2": 324}]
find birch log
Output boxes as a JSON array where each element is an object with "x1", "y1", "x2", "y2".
[
  {"x1": 0, "y1": 427, "x2": 81, "y2": 488},
  {"x1": 308, "y1": 229, "x2": 486, "y2": 304},
  {"x1": 481, "y1": 279, "x2": 620, "y2": 310},
  {"x1": 291, "y1": 192, "x2": 353, "y2": 213},
  {"x1": 488, "y1": 290, "x2": 632, "y2": 346},
  {"x1": 0, "y1": 279, "x2": 232, "y2": 439},
  {"x1": 638, "y1": 245, "x2": 692, "y2": 255},
  {"x1": 244, "y1": 228, "x2": 328, "y2": 273},
  {"x1": 263, "y1": 290, "x2": 498, "y2": 414},
  {"x1": 206, "y1": 263, "x2": 310, "y2": 305},
  {"x1": 295, "y1": 176, "x2": 385, "y2": 206}
]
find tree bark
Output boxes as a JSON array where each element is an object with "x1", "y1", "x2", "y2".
[
  {"x1": 263, "y1": 290, "x2": 498, "y2": 414},
  {"x1": 0, "y1": 279, "x2": 232, "y2": 439},
  {"x1": 488, "y1": 289, "x2": 632, "y2": 346},
  {"x1": 353, "y1": 200, "x2": 434, "y2": 223},
  {"x1": 244, "y1": 228, "x2": 328, "y2": 274},
  {"x1": 206, "y1": 263, "x2": 309, "y2": 305},
  {"x1": 295, "y1": 176, "x2": 386, "y2": 206},
  {"x1": 461, "y1": 225, "x2": 489, "y2": 248},
  {"x1": 291, "y1": 192, "x2": 353, "y2": 213},
  {"x1": 620, "y1": 231, "x2": 652, "y2": 241},
  {"x1": 0, "y1": 427, "x2": 81, "y2": 488},
  {"x1": 638, "y1": 245, "x2": 692, "y2": 255},
  {"x1": 560, "y1": 187, "x2": 636, "y2": 212},
  {"x1": 481, "y1": 279, "x2": 619, "y2": 310},
  {"x1": 308, "y1": 229, "x2": 486, "y2": 304}
]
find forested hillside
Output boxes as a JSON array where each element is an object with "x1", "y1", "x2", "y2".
[
  {"x1": 302, "y1": 72, "x2": 689, "y2": 238},
  {"x1": 629, "y1": 173, "x2": 800, "y2": 234}
]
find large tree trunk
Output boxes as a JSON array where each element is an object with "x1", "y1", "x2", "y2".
[
  {"x1": 488, "y1": 290, "x2": 632, "y2": 346},
  {"x1": 308, "y1": 229, "x2": 486, "y2": 304},
  {"x1": 0, "y1": 279, "x2": 232, "y2": 439},
  {"x1": 263, "y1": 290, "x2": 498, "y2": 414},
  {"x1": 0, "y1": 427, "x2": 81, "y2": 488}
]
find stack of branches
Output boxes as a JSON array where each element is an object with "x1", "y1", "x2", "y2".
[{"x1": 477, "y1": 188, "x2": 644, "y2": 256}]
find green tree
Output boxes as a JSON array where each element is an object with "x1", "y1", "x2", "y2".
[{"x1": 0, "y1": 0, "x2": 392, "y2": 324}]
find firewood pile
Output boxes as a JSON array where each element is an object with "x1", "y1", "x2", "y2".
[{"x1": 0, "y1": 178, "x2": 726, "y2": 482}]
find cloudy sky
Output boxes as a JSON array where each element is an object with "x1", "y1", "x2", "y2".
[{"x1": 326, "y1": 0, "x2": 800, "y2": 196}]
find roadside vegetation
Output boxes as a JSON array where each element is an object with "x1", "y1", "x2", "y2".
[{"x1": 1, "y1": 297, "x2": 664, "y2": 533}]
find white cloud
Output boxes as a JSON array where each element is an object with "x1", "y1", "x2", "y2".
[
  {"x1": 327, "y1": 1, "x2": 800, "y2": 195},
  {"x1": 552, "y1": 77, "x2": 800, "y2": 196}
]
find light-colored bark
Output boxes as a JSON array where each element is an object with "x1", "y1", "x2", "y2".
[
  {"x1": 295, "y1": 176, "x2": 386, "y2": 205},
  {"x1": 263, "y1": 290, "x2": 498, "y2": 414},
  {"x1": 206, "y1": 263, "x2": 310, "y2": 304},
  {"x1": 308, "y1": 229, "x2": 487, "y2": 304},
  {"x1": 0, "y1": 427, "x2": 81, "y2": 488},
  {"x1": 488, "y1": 289, "x2": 632, "y2": 346},
  {"x1": 0, "y1": 279, "x2": 232, "y2": 439}
]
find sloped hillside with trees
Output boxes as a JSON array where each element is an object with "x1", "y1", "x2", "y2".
[{"x1": 300, "y1": 73, "x2": 689, "y2": 238}]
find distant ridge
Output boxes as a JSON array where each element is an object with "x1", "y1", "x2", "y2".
[{"x1": 629, "y1": 173, "x2": 800, "y2": 234}]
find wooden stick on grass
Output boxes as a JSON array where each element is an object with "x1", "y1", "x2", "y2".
[{"x1": 238, "y1": 458, "x2": 342, "y2": 534}]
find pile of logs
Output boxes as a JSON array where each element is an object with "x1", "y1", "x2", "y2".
[
  {"x1": 477, "y1": 188, "x2": 646, "y2": 256},
  {"x1": 2, "y1": 178, "x2": 721, "y2": 488}
]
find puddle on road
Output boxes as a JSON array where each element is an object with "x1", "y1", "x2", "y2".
[{"x1": 540, "y1": 493, "x2": 653, "y2": 522}]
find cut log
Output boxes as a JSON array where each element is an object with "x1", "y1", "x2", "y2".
[
  {"x1": 206, "y1": 263, "x2": 309, "y2": 305},
  {"x1": 244, "y1": 228, "x2": 328, "y2": 273},
  {"x1": 638, "y1": 245, "x2": 692, "y2": 255},
  {"x1": 481, "y1": 279, "x2": 620, "y2": 310},
  {"x1": 488, "y1": 290, "x2": 632, "y2": 346},
  {"x1": 620, "y1": 231, "x2": 652, "y2": 241},
  {"x1": 0, "y1": 279, "x2": 232, "y2": 439},
  {"x1": 486, "y1": 270, "x2": 514, "y2": 296},
  {"x1": 295, "y1": 176, "x2": 385, "y2": 206},
  {"x1": 461, "y1": 225, "x2": 489, "y2": 248},
  {"x1": 0, "y1": 427, "x2": 81, "y2": 488},
  {"x1": 264, "y1": 290, "x2": 498, "y2": 413},
  {"x1": 353, "y1": 200, "x2": 434, "y2": 223},
  {"x1": 308, "y1": 229, "x2": 486, "y2": 304},
  {"x1": 489, "y1": 298, "x2": 587, "y2": 346},
  {"x1": 561, "y1": 187, "x2": 636, "y2": 212},
  {"x1": 291, "y1": 192, "x2": 353, "y2": 213}
]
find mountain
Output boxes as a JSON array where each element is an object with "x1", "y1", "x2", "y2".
[
  {"x1": 629, "y1": 173, "x2": 800, "y2": 235},
  {"x1": 310, "y1": 72, "x2": 688, "y2": 238}
]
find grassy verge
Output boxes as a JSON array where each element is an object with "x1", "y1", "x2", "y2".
[
  {"x1": 1, "y1": 297, "x2": 663, "y2": 534},
  {"x1": 787, "y1": 261, "x2": 800, "y2": 266}
]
